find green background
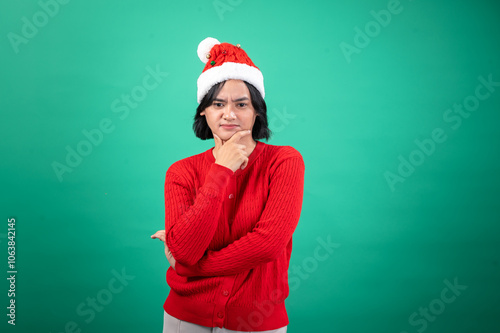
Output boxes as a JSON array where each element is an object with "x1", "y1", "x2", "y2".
[{"x1": 1, "y1": 0, "x2": 499, "y2": 332}]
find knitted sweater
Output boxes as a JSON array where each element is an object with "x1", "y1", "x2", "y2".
[{"x1": 163, "y1": 140, "x2": 305, "y2": 331}]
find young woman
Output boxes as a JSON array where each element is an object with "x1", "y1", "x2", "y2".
[{"x1": 151, "y1": 37, "x2": 305, "y2": 333}]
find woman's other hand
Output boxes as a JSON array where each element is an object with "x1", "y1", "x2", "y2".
[{"x1": 151, "y1": 230, "x2": 176, "y2": 270}]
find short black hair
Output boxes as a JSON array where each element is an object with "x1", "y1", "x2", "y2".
[{"x1": 192, "y1": 80, "x2": 272, "y2": 141}]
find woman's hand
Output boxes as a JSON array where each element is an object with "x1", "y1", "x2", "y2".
[
  {"x1": 151, "y1": 230, "x2": 176, "y2": 270},
  {"x1": 213, "y1": 130, "x2": 252, "y2": 172}
]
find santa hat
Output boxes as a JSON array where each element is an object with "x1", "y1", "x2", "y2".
[{"x1": 196, "y1": 37, "x2": 265, "y2": 104}]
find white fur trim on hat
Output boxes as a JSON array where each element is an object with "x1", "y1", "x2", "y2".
[
  {"x1": 197, "y1": 37, "x2": 220, "y2": 64},
  {"x1": 197, "y1": 62, "x2": 265, "y2": 103}
]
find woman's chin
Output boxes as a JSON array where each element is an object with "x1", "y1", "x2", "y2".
[{"x1": 215, "y1": 133, "x2": 231, "y2": 141}]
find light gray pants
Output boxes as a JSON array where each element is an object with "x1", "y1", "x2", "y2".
[{"x1": 162, "y1": 310, "x2": 288, "y2": 333}]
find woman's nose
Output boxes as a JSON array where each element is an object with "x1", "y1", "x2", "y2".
[{"x1": 223, "y1": 106, "x2": 236, "y2": 119}]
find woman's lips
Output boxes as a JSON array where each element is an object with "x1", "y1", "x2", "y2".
[{"x1": 221, "y1": 125, "x2": 238, "y2": 129}]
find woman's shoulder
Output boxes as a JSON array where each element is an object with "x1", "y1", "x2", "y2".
[
  {"x1": 165, "y1": 149, "x2": 207, "y2": 176},
  {"x1": 262, "y1": 142, "x2": 303, "y2": 161},
  {"x1": 260, "y1": 142, "x2": 305, "y2": 175},
  {"x1": 260, "y1": 142, "x2": 304, "y2": 173}
]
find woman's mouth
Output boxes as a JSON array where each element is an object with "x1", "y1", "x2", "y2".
[{"x1": 221, "y1": 125, "x2": 238, "y2": 129}]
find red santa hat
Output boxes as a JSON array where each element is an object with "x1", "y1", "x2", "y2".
[{"x1": 196, "y1": 37, "x2": 265, "y2": 104}]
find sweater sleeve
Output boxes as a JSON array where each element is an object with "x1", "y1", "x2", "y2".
[
  {"x1": 165, "y1": 162, "x2": 233, "y2": 266},
  {"x1": 175, "y1": 155, "x2": 305, "y2": 277}
]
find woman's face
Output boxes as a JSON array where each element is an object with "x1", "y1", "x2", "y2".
[{"x1": 200, "y1": 79, "x2": 257, "y2": 142}]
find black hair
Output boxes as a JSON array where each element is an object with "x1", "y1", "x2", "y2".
[{"x1": 192, "y1": 80, "x2": 272, "y2": 141}]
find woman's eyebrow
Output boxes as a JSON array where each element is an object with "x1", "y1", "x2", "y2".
[{"x1": 213, "y1": 97, "x2": 249, "y2": 102}]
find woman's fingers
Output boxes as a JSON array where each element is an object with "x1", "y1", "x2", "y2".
[
  {"x1": 227, "y1": 129, "x2": 251, "y2": 143},
  {"x1": 151, "y1": 230, "x2": 165, "y2": 239},
  {"x1": 150, "y1": 230, "x2": 166, "y2": 242},
  {"x1": 151, "y1": 230, "x2": 175, "y2": 268}
]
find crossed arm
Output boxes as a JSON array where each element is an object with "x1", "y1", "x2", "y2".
[
  {"x1": 152, "y1": 155, "x2": 305, "y2": 278},
  {"x1": 160, "y1": 162, "x2": 233, "y2": 266}
]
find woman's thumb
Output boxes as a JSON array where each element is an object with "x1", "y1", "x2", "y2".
[{"x1": 241, "y1": 157, "x2": 248, "y2": 170}]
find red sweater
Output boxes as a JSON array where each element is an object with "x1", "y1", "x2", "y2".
[{"x1": 163, "y1": 140, "x2": 305, "y2": 331}]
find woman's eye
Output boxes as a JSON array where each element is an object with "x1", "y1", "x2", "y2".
[
  {"x1": 238, "y1": 103, "x2": 247, "y2": 108},
  {"x1": 213, "y1": 103, "x2": 223, "y2": 107}
]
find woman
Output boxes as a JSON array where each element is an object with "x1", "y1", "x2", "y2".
[{"x1": 151, "y1": 37, "x2": 305, "y2": 333}]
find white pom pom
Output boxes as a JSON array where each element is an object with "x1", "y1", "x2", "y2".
[{"x1": 197, "y1": 37, "x2": 220, "y2": 64}]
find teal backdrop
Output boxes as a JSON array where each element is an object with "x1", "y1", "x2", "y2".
[{"x1": 1, "y1": 0, "x2": 499, "y2": 332}]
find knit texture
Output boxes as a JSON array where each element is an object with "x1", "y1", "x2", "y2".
[
  {"x1": 196, "y1": 38, "x2": 265, "y2": 103},
  {"x1": 202, "y1": 42, "x2": 259, "y2": 73},
  {"x1": 163, "y1": 140, "x2": 305, "y2": 331}
]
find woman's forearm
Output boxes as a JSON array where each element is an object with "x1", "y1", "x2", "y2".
[
  {"x1": 175, "y1": 156, "x2": 305, "y2": 277},
  {"x1": 165, "y1": 162, "x2": 233, "y2": 266}
]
